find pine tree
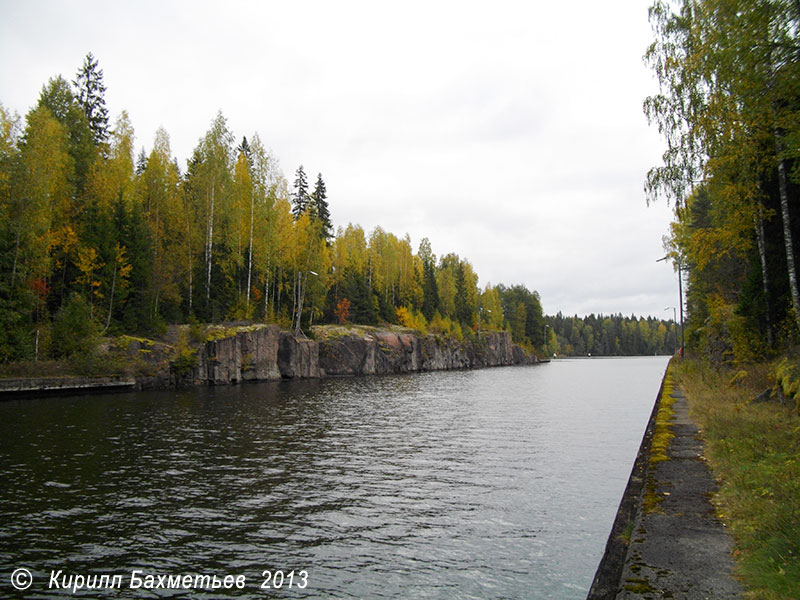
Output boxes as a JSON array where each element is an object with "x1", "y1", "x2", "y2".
[
  {"x1": 311, "y1": 172, "x2": 332, "y2": 242},
  {"x1": 73, "y1": 52, "x2": 109, "y2": 147},
  {"x1": 291, "y1": 165, "x2": 309, "y2": 220}
]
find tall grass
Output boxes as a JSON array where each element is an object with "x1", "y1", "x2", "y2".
[{"x1": 675, "y1": 360, "x2": 800, "y2": 599}]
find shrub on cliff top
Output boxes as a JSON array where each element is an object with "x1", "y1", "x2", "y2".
[{"x1": 396, "y1": 306, "x2": 427, "y2": 334}]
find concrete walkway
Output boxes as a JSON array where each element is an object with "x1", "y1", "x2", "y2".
[{"x1": 615, "y1": 385, "x2": 743, "y2": 599}]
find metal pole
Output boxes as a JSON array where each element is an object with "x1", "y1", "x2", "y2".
[{"x1": 658, "y1": 255, "x2": 684, "y2": 359}]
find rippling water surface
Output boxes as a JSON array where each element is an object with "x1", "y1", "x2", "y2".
[{"x1": 0, "y1": 357, "x2": 668, "y2": 598}]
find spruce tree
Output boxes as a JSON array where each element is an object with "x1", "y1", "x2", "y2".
[
  {"x1": 311, "y1": 172, "x2": 332, "y2": 242},
  {"x1": 73, "y1": 52, "x2": 109, "y2": 147},
  {"x1": 237, "y1": 136, "x2": 252, "y2": 166},
  {"x1": 135, "y1": 147, "x2": 147, "y2": 175},
  {"x1": 291, "y1": 165, "x2": 309, "y2": 220}
]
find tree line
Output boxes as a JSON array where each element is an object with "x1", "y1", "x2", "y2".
[
  {"x1": 0, "y1": 53, "x2": 557, "y2": 361},
  {"x1": 645, "y1": 0, "x2": 800, "y2": 363},
  {"x1": 545, "y1": 313, "x2": 678, "y2": 357}
]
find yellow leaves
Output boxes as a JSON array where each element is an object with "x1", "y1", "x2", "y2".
[
  {"x1": 53, "y1": 225, "x2": 78, "y2": 253},
  {"x1": 114, "y1": 243, "x2": 133, "y2": 286},
  {"x1": 75, "y1": 246, "x2": 104, "y2": 290},
  {"x1": 396, "y1": 306, "x2": 427, "y2": 332},
  {"x1": 21, "y1": 106, "x2": 73, "y2": 221}
]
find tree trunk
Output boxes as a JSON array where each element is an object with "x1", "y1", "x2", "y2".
[
  {"x1": 264, "y1": 263, "x2": 269, "y2": 323},
  {"x1": 276, "y1": 266, "x2": 282, "y2": 315},
  {"x1": 10, "y1": 224, "x2": 21, "y2": 288},
  {"x1": 291, "y1": 270, "x2": 299, "y2": 331},
  {"x1": 295, "y1": 270, "x2": 307, "y2": 337},
  {"x1": 776, "y1": 145, "x2": 800, "y2": 333},
  {"x1": 246, "y1": 193, "x2": 254, "y2": 308},
  {"x1": 755, "y1": 202, "x2": 774, "y2": 347},
  {"x1": 205, "y1": 185, "x2": 215, "y2": 307},
  {"x1": 186, "y1": 210, "x2": 193, "y2": 314},
  {"x1": 104, "y1": 261, "x2": 117, "y2": 333},
  {"x1": 188, "y1": 247, "x2": 193, "y2": 314}
]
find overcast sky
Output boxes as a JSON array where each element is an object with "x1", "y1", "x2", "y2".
[{"x1": 0, "y1": 0, "x2": 680, "y2": 319}]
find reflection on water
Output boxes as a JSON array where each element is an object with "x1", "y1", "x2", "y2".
[{"x1": 0, "y1": 357, "x2": 668, "y2": 599}]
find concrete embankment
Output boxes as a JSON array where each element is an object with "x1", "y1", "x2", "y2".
[
  {"x1": 0, "y1": 325, "x2": 538, "y2": 396},
  {"x1": 587, "y1": 365, "x2": 742, "y2": 599},
  {"x1": 0, "y1": 376, "x2": 136, "y2": 396}
]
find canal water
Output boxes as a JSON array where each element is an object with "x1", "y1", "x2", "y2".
[{"x1": 0, "y1": 356, "x2": 668, "y2": 599}]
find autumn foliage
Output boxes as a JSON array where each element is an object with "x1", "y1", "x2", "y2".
[
  {"x1": 334, "y1": 298, "x2": 350, "y2": 325},
  {"x1": 0, "y1": 53, "x2": 553, "y2": 361}
]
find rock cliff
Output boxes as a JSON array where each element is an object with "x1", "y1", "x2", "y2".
[
  {"x1": 0, "y1": 327, "x2": 538, "y2": 397},
  {"x1": 194, "y1": 324, "x2": 282, "y2": 384},
  {"x1": 318, "y1": 330, "x2": 532, "y2": 376},
  {"x1": 192, "y1": 325, "x2": 536, "y2": 384}
]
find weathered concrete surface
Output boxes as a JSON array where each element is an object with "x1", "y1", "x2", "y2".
[
  {"x1": 0, "y1": 376, "x2": 136, "y2": 396},
  {"x1": 587, "y1": 375, "x2": 664, "y2": 600},
  {"x1": 593, "y1": 383, "x2": 743, "y2": 599}
]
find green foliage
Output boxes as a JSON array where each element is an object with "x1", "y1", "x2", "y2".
[
  {"x1": 73, "y1": 52, "x2": 109, "y2": 147},
  {"x1": 171, "y1": 345, "x2": 198, "y2": 378},
  {"x1": 547, "y1": 312, "x2": 676, "y2": 356},
  {"x1": 773, "y1": 357, "x2": 800, "y2": 413},
  {"x1": 188, "y1": 317, "x2": 206, "y2": 344},
  {"x1": 37, "y1": 75, "x2": 96, "y2": 194},
  {"x1": 420, "y1": 249, "x2": 439, "y2": 321},
  {"x1": 291, "y1": 164, "x2": 309, "y2": 219},
  {"x1": 428, "y1": 312, "x2": 463, "y2": 341},
  {"x1": 0, "y1": 53, "x2": 563, "y2": 365},
  {"x1": 50, "y1": 292, "x2": 100, "y2": 359},
  {"x1": 0, "y1": 291, "x2": 34, "y2": 361},
  {"x1": 496, "y1": 284, "x2": 544, "y2": 346},
  {"x1": 646, "y1": 0, "x2": 800, "y2": 361},
  {"x1": 310, "y1": 172, "x2": 332, "y2": 242}
]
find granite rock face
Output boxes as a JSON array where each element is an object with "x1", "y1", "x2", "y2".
[
  {"x1": 194, "y1": 324, "x2": 282, "y2": 384},
  {"x1": 0, "y1": 327, "x2": 537, "y2": 397},
  {"x1": 318, "y1": 330, "x2": 535, "y2": 377},
  {"x1": 191, "y1": 326, "x2": 535, "y2": 385},
  {"x1": 277, "y1": 333, "x2": 320, "y2": 379}
]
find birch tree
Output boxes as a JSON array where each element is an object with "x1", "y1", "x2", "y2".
[
  {"x1": 185, "y1": 112, "x2": 234, "y2": 319},
  {"x1": 646, "y1": 0, "x2": 800, "y2": 350}
]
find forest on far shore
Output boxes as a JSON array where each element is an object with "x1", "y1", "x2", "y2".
[{"x1": 0, "y1": 54, "x2": 677, "y2": 363}]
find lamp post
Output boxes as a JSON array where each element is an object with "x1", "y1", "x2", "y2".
[{"x1": 657, "y1": 255, "x2": 684, "y2": 359}]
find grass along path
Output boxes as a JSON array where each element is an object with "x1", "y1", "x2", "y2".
[{"x1": 675, "y1": 360, "x2": 800, "y2": 599}]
